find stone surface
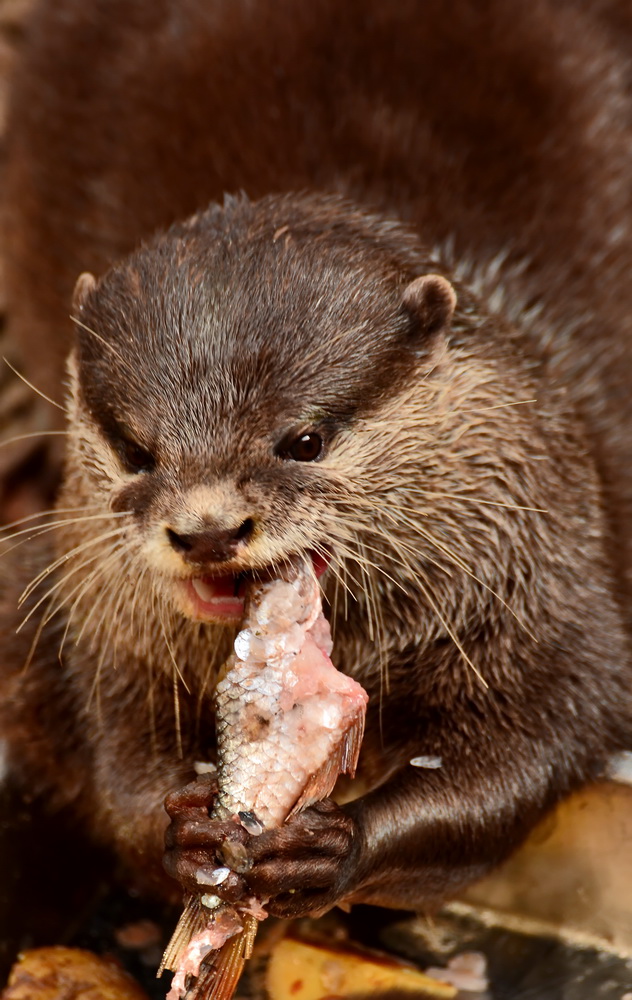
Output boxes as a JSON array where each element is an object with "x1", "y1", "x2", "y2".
[
  {"x1": 462, "y1": 781, "x2": 632, "y2": 952},
  {"x1": 1, "y1": 948, "x2": 150, "y2": 1000},
  {"x1": 266, "y1": 937, "x2": 457, "y2": 1000}
]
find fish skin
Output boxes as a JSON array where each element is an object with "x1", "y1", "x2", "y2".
[{"x1": 162, "y1": 556, "x2": 368, "y2": 1000}]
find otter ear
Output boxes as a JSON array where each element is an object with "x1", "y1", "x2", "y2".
[
  {"x1": 72, "y1": 271, "x2": 97, "y2": 313},
  {"x1": 402, "y1": 274, "x2": 456, "y2": 338}
]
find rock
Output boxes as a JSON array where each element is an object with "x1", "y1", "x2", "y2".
[{"x1": 1, "y1": 947, "x2": 150, "y2": 1000}]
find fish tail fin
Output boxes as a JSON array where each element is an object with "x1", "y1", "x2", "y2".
[
  {"x1": 194, "y1": 914, "x2": 259, "y2": 1000},
  {"x1": 340, "y1": 705, "x2": 366, "y2": 776},
  {"x1": 288, "y1": 704, "x2": 366, "y2": 816},
  {"x1": 159, "y1": 893, "x2": 207, "y2": 975}
]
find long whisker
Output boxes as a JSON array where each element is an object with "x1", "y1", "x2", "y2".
[
  {"x1": 130, "y1": 561, "x2": 150, "y2": 635},
  {"x1": 2, "y1": 356, "x2": 65, "y2": 411},
  {"x1": 128, "y1": 562, "x2": 160, "y2": 756},
  {"x1": 416, "y1": 574, "x2": 488, "y2": 690},
  {"x1": 464, "y1": 398, "x2": 537, "y2": 413},
  {"x1": 85, "y1": 560, "x2": 133, "y2": 726},
  {"x1": 330, "y1": 560, "x2": 341, "y2": 640},
  {"x1": 396, "y1": 493, "x2": 548, "y2": 515},
  {"x1": 360, "y1": 531, "x2": 452, "y2": 581},
  {"x1": 70, "y1": 555, "x2": 128, "y2": 718},
  {"x1": 356, "y1": 536, "x2": 389, "y2": 705},
  {"x1": 327, "y1": 481, "x2": 539, "y2": 637},
  {"x1": 75, "y1": 549, "x2": 129, "y2": 646},
  {"x1": 18, "y1": 548, "x2": 114, "y2": 677},
  {"x1": 358, "y1": 497, "x2": 530, "y2": 631},
  {"x1": 19, "y1": 522, "x2": 128, "y2": 604},
  {"x1": 3, "y1": 510, "x2": 127, "y2": 557},
  {"x1": 355, "y1": 553, "x2": 376, "y2": 643},
  {"x1": 0, "y1": 524, "x2": 76, "y2": 562},
  {"x1": 0, "y1": 504, "x2": 104, "y2": 534},
  {"x1": 359, "y1": 557, "x2": 388, "y2": 746},
  {"x1": 323, "y1": 525, "x2": 488, "y2": 690},
  {"x1": 43, "y1": 546, "x2": 123, "y2": 635},
  {"x1": 57, "y1": 554, "x2": 118, "y2": 661},
  {"x1": 382, "y1": 512, "x2": 538, "y2": 643},
  {"x1": 324, "y1": 539, "x2": 413, "y2": 599},
  {"x1": 0, "y1": 429, "x2": 68, "y2": 449},
  {"x1": 316, "y1": 544, "x2": 358, "y2": 606},
  {"x1": 91, "y1": 566, "x2": 134, "y2": 708},
  {"x1": 108, "y1": 560, "x2": 137, "y2": 673},
  {"x1": 21, "y1": 593, "x2": 57, "y2": 675},
  {"x1": 340, "y1": 503, "x2": 489, "y2": 688},
  {"x1": 157, "y1": 602, "x2": 189, "y2": 759},
  {"x1": 16, "y1": 528, "x2": 127, "y2": 628},
  {"x1": 327, "y1": 474, "x2": 547, "y2": 516}
]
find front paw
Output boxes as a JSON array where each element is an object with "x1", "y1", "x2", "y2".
[
  {"x1": 164, "y1": 787, "x2": 359, "y2": 917},
  {"x1": 244, "y1": 799, "x2": 360, "y2": 918},
  {"x1": 163, "y1": 775, "x2": 247, "y2": 902}
]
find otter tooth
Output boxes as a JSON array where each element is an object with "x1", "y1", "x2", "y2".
[{"x1": 191, "y1": 577, "x2": 218, "y2": 603}]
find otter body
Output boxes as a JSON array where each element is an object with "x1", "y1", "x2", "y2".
[{"x1": 2, "y1": 0, "x2": 632, "y2": 917}]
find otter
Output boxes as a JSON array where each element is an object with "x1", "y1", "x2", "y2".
[{"x1": 1, "y1": 0, "x2": 632, "y2": 926}]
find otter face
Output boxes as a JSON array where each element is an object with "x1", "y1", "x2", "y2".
[{"x1": 66, "y1": 194, "x2": 455, "y2": 625}]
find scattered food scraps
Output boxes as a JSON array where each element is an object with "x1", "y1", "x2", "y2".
[{"x1": 425, "y1": 951, "x2": 489, "y2": 994}]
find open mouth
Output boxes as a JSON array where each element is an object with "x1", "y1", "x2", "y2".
[{"x1": 182, "y1": 550, "x2": 330, "y2": 624}]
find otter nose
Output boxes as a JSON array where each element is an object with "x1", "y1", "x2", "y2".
[{"x1": 167, "y1": 518, "x2": 254, "y2": 564}]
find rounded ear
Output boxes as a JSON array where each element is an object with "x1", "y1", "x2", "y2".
[
  {"x1": 72, "y1": 271, "x2": 97, "y2": 313},
  {"x1": 402, "y1": 274, "x2": 457, "y2": 337}
]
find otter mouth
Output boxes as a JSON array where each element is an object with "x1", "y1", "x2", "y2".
[{"x1": 183, "y1": 550, "x2": 330, "y2": 624}]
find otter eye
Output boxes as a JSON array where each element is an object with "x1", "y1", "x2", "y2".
[
  {"x1": 115, "y1": 430, "x2": 155, "y2": 473},
  {"x1": 286, "y1": 432, "x2": 323, "y2": 462}
]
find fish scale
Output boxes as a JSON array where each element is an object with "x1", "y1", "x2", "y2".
[{"x1": 214, "y1": 656, "x2": 355, "y2": 826}]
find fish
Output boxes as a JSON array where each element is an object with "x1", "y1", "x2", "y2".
[{"x1": 160, "y1": 555, "x2": 369, "y2": 1000}]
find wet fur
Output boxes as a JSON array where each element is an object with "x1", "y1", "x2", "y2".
[{"x1": 1, "y1": 0, "x2": 632, "y2": 912}]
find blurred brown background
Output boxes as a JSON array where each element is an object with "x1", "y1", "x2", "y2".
[
  {"x1": 0, "y1": 0, "x2": 44, "y2": 524},
  {"x1": 0, "y1": 0, "x2": 31, "y2": 309}
]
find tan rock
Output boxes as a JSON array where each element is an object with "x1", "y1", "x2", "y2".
[
  {"x1": 266, "y1": 937, "x2": 457, "y2": 999},
  {"x1": 1, "y1": 947, "x2": 150, "y2": 1000}
]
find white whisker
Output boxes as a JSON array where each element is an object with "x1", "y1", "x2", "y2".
[{"x1": 2, "y1": 356, "x2": 65, "y2": 411}]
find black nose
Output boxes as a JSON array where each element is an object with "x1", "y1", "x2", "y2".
[{"x1": 167, "y1": 518, "x2": 254, "y2": 563}]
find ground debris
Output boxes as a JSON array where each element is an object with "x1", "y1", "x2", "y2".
[{"x1": 1, "y1": 947, "x2": 150, "y2": 1000}]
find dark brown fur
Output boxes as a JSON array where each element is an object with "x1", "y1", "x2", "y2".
[{"x1": 2, "y1": 0, "x2": 632, "y2": 921}]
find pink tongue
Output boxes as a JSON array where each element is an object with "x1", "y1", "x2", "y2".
[
  {"x1": 312, "y1": 551, "x2": 330, "y2": 578},
  {"x1": 198, "y1": 574, "x2": 245, "y2": 598}
]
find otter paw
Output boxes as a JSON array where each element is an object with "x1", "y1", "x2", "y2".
[
  {"x1": 164, "y1": 774, "x2": 248, "y2": 901},
  {"x1": 244, "y1": 799, "x2": 359, "y2": 918},
  {"x1": 164, "y1": 812, "x2": 248, "y2": 900},
  {"x1": 164, "y1": 772, "x2": 218, "y2": 815}
]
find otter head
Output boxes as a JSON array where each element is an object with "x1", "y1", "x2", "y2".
[{"x1": 66, "y1": 193, "x2": 456, "y2": 626}]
